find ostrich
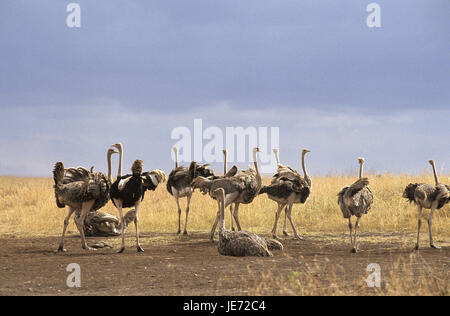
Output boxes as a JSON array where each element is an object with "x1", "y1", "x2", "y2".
[
  {"x1": 53, "y1": 147, "x2": 116, "y2": 252},
  {"x1": 110, "y1": 157, "x2": 167, "y2": 253},
  {"x1": 403, "y1": 160, "x2": 449, "y2": 250},
  {"x1": 222, "y1": 149, "x2": 238, "y2": 230},
  {"x1": 191, "y1": 147, "x2": 263, "y2": 241},
  {"x1": 83, "y1": 209, "x2": 136, "y2": 237},
  {"x1": 213, "y1": 188, "x2": 283, "y2": 257},
  {"x1": 259, "y1": 149, "x2": 312, "y2": 240},
  {"x1": 338, "y1": 157, "x2": 374, "y2": 253},
  {"x1": 166, "y1": 147, "x2": 216, "y2": 235}
]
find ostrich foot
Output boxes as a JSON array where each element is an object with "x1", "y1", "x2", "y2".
[
  {"x1": 117, "y1": 247, "x2": 125, "y2": 254},
  {"x1": 414, "y1": 244, "x2": 420, "y2": 251},
  {"x1": 57, "y1": 246, "x2": 67, "y2": 253},
  {"x1": 137, "y1": 245, "x2": 144, "y2": 253},
  {"x1": 430, "y1": 244, "x2": 441, "y2": 249},
  {"x1": 177, "y1": 229, "x2": 181, "y2": 235},
  {"x1": 183, "y1": 230, "x2": 188, "y2": 236},
  {"x1": 82, "y1": 246, "x2": 97, "y2": 251},
  {"x1": 294, "y1": 234, "x2": 304, "y2": 241},
  {"x1": 231, "y1": 227, "x2": 236, "y2": 231},
  {"x1": 351, "y1": 247, "x2": 358, "y2": 253},
  {"x1": 283, "y1": 231, "x2": 289, "y2": 236}
]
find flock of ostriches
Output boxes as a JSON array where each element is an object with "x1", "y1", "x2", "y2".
[{"x1": 53, "y1": 143, "x2": 450, "y2": 257}]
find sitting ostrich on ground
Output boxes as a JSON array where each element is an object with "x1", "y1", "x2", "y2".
[
  {"x1": 403, "y1": 160, "x2": 449, "y2": 250},
  {"x1": 259, "y1": 149, "x2": 311, "y2": 240},
  {"x1": 338, "y1": 157, "x2": 373, "y2": 253},
  {"x1": 213, "y1": 188, "x2": 283, "y2": 257},
  {"x1": 110, "y1": 150, "x2": 166, "y2": 253},
  {"x1": 191, "y1": 147, "x2": 263, "y2": 241},
  {"x1": 83, "y1": 209, "x2": 136, "y2": 237},
  {"x1": 53, "y1": 147, "x2": 117, "y2": 251},
  {"x1": 166, "y1": 147, "x2": 216, "y2": 235}
]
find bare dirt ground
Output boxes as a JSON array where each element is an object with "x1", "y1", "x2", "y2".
[{"x1": 0, "y1": 232, "x2": 448, "y2": 296}]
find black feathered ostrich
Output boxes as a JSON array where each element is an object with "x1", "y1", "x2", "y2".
[
  {"x1": 110, "y1": 143, "x2": 166, "y2": 253},
  {"x1": 259, "y1": 149, "x2": 311, "y2": 240},
  {"x1": 403, "y1": 160, "x2": 449, "y2": 250}
]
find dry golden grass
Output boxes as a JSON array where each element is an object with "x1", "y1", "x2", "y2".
[{"x1": 0, "y1": 174, "x2": 449, "y2": 240}]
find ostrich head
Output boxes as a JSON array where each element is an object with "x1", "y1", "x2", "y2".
[
  {"x1": 107, "y1": 148, "x2": 118, "y2": 156},
  {"x1": 428, "y1": 159, "x2": 435, "y2": 166},
  {"x1": 358, "y1": 157, "x2": 365, "y2": 165},
  {"x1": 302, "y1": 148, "x2": 311, "y2": 155},
  {"x1": 111, "y1": 143, "x2": 123, "y2": 152},
  {"x1": 131, "y1": 159, "x2": 143, "y2": 174}
]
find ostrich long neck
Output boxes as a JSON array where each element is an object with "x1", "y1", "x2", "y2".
[
  {"x1": 274, "y1": 150, "x2": 280, "y2": 165},
  {"x1": 223, "y1": 151, "x2": 227, "y2": 175},
  {"x1": 431, "y1": 162, "x2": 439, "y2": 185},
  {"x1": 107, "y1": 152, "x2": 113, "y2": 182},
  {"x1": 359, "y1": 162, "x2": 364, "y2": 179},
  {"x1": 117, "y1": 147, "x2": 123, "y2": 178},
  {"x1": 174, "y1": 149, "x2": 178, "y2": 168},
  {"x1": 218, "y1": 189, "x2": 226, "y2": 234},
  {"x1": 302, "y1": 153, "x2": 311, "y2": 187},
  {"x1": 253, "y1": 150, "x2": 262, "y2": 188}
]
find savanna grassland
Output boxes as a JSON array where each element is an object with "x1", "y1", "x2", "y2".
[{"x1": 0, "y1": 174, "x2": 448, "y2": 296}]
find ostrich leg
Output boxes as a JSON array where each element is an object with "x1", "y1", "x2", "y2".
[
  {"x1": 115, "y1": 200, "x2": 126, "y2": 253},
  {"x1": 210, "y1": 202, "x2": 221, "y2": 242},
  {"x1": 229, "y1": 204, "x2": 235, "y2": 231},
  {"x1": 183, "y1": 193, "x2": 192, "y2": 235},
  {"x1": 76, "y1": 200, "x2": 95, "y2": 251},
  {"x1": 134, "y1": 200, "x2": 144, "y2": 252},
  {"x1": 57, "y1": 207, "x2": 76, "y2": 252},
  {"x1": 415, "y1": 206, "x2": 423, "y2": 250},
  {"x1": 428, "y1": 206, "x2": 441, "y2": 249},
  {"x1": 173, "y1": 191, "x2": 182, "y2": 235},
  {"x1": 348, "y1": 218, "x2": 353, "y2": 250},
  {"x1": 351, "y1": 217, "x2": 361, "y2": 253},
  {"x1": 233, "y1": 203, "x2": 242, "y2": 231},
  {"x1": 286, "y1": 204, "x2": 303, "y2": 240},
  {"x1": 271, "y1": 203, "x2": 284, "y2": 239},
  {"x1": 282, "y1": 207, "x2": 289, "y2": 236}
]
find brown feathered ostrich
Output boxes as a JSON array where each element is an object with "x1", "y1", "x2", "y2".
[
  {"x1": 213, "y1": 187, "x2": 283, "y2": 257},
  {"x1": 53, "y1": 148, "x2": 117, "y2": 252},
  {"x1": 166, "y1": 147, "x2": 216, "y2": 235},
  {"x1": 403, "y1": 160, "x2": 449, "y2": 250},
  {"x1": 83, "y1": 209, "x2": 136, "y2": 237},
  {"x1": 338, "y1": 157, "x2": 374, "y2": 253},
  {"x1": 259, "y1": 149, "x2": 311, "y2": 240},
  {"x1": 191, "y1": 147, "x2": 263, "y2": 241}
]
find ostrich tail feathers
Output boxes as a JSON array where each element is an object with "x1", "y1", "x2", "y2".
[
  {"x1": 53, "y1": 162, "x2": 65, "y2": 185},
  {"x1": 150, "y1": 169, "x2": 167, "y2": 184},
  {"x1": 53, "y1": 162, "x2": 66, "y2": 208},
  {"x1": 188, "y1": 161, "x2": 197, "y2": 180},
  {"x1": 403, "y1": 183, "x2": 418, "y2": 203}
]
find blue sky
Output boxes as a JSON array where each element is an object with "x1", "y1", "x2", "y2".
[{"x1": 0, "y1": 1, "x2": 449, "y2": 176}]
